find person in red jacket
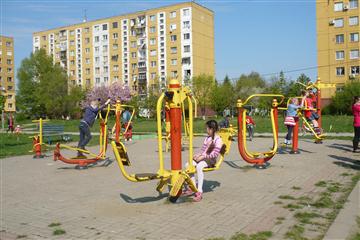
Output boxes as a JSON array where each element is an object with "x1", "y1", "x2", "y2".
[
  {"x1": 246, "y1": 113, "x2": 256, "y2": 141},
  {"x1": 352, "y1": 96, "x2": 360, "y2": 153},
  {"x1": 301, "y1": 89, "x2": 321, "y2": 135}
]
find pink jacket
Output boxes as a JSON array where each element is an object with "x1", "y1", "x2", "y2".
[
  {"x1": 199, "y1": 135, "x2": 223, "y2": 160},
  {"x1": 353, "y1": 104, "x2": 360, "y2": 127}
]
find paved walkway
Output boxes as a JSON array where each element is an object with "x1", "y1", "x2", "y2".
[{"x1": 1, "y1": 138, "x2": 359, "y2": 239}]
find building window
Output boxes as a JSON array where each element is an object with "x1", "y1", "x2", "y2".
[
  {"x1": 94, "y1": 36, "x2": 99, "y2": 43},
  {"x1": 70, "y1": 60, "x2": 75, "y2": 65},
  {"x1": 7, "y1": 77, "x2": 12, "y2": 82},
  {"x1": 334, "y1": 18, "x2": 344, "y2": 27},
  {"x1": 349, "y1": 16, "x2": 359, "y2": 26},
  {"x1": 151, "y1": 72, "x2": 156, "y2": 79},
  {"x1": 334, "y1": 2, "x2": 343, "y2": 11},
  {"x1": 151, "y1": 61, "x2": 156, "y2": 67},
  {"x1": 350, "y1": 49, "x2": 359, "y2": 59},
  {"x1": 103, "y1": 35, "x2": 108, "y2": 41},
  {"x1": 182, "y1": 57, "x2": 191, "y2": 65},
  {"x1": 85, "y1": 38, "x2": 90, "y2": 44},
  {"x1": 170, "y1": 35, "x2": 177, "y2": 42},
  {"x1": 70, "y1": 30, "x2": 75, "y2": 36},
  {"x1": 113, "y1": 33, "x2": 118, "y2": 39},
  {"x1": 183, "y1": 8, "x2": 190, "y2": 16},
  {"x1": 112, "y1": 22, "x2": 118, "y2": 28},
  {"x1": 170, "y1": 24, "x2": 177, "y2": 31},
  {"x1": 70, "y1": 50, "x2": 75, "y2": 56},
  {"x1": 350, "y1": 32, "x2": 359, "y2": 42},
  {"x1": 103, "y1": 45, "x2": 108, "y2": 52},
  {"x1": 349, "y1": 0, "x2": 358, "y2": 9},
  {"x1": 113, "y1": 65, "x2": 119, "y2": 71},
  {"x1": 171, "y1": 47, "x2": 177, "y2": 54},
  {"x1": 6, "y1": 41, "x2": 12, "y2": 47},
  {"x1": 350, "y1": 66, "x2": 360, "y2": 75},
  {"x1": 184, "y1": 33, "x2": 190, "y2": 40},
  {"x1": 102, "y1": 24, "x2": 107, "y2": 30},
  {"x1": 113, "y1": 44, "x2": 118, "y2": 50},
  {"x1": 104, "y1": 66, "x2": 108, "y2": 73},
  {"x1": 170, "y1": 11, "x2": 176, "y2": 18},
  {"x1": 85, "y1": 68, "x2": 90, "y2": 74},
  {"x1": 171, "y1": 59, "x2": 177, "y2": 65},
  {"x1": 95, "y1": 57, "x2": 100, "y2": 64},
  {"x1": 336, "y1": 50, "x2": 345, "y2": 60},
  {"x1": 6, "y1": 59, "x2": 12, "y2": 65},
  {"x1": 85, "y1": 48, "x2": 90, "y2": 53},
  {"x1": 335, "y1": 34, "x2": 344, "y2": 43},
  {"x1": 7, "y1": 51, "x2": 12, "y2": 56},
  {"x1": 86, "y1": 58, "x2": 90, "y2": 64},
  {"x1": 150, "y1": 27, "x2": 156, "y2": 33},
  {"x1": 171, "y1": 71, "x2": 178, "y2": 78},
  {"x1": 150, "y1": 15, "x2": 155, "y2": 21},
  {"x1": 96, "y1": 78, "x2": 100, "y2": 84},
  {"x1": 84, "y1": 27, "x2": 90, "y2": 33},
  {"x1": 95, "y1": 67, "x2": 100, "y2": 74},
  {"x1": 131, "y1": 41, "x2": 136, "y2": 48},
  {"x1": 150, "y1": 38, "x2": 156, "y2": 45},
  {"x1": 184, "y1": 45, "x2": 190, "y2": 53},
  {"x1": 150, "y1": 50, "x2": 157, "y2": 56},
  {"x1": 336, "y1": 67, "x2": 345, "y2": 76},
  {"x1": 131, "y1": 52, "x2": 136, "y2": 58},
  {"x1": 160, "y1": 13, "x2": 164, "y2": 18},
  {"x1": 95, "y1": 46, "x2": 99, "y2": 53}
]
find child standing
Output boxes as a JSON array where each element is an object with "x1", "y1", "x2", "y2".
[
  {"x1": 301, "y1": 90, "x2": 321, "y2": 135},
  {"x1": 246, "y1": 113, "x2": 256, "y2": 141},
  {"x1": 352, "y1": 96, "x2": 360, "y2": 153},
  {"x1": 183, "y1": 120, "x2": 223, "y2": 202},
  {"x1": 284, "y1": 98, "x2": 301, "y2": 145}
]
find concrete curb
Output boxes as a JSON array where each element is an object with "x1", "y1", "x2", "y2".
[{"x1": 324, "y1": 181, "x2": 359, "y2": 240}]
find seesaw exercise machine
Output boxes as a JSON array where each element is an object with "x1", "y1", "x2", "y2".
[
  {"x1": 53, "y1": 101, "x2": 135, "y2": 169},
  {"x1": 111, "y1": 79, "x2": 233, "y2": 203},
  {"x1": 236, "y1": 94, "x2": 284, "y2": 169}
]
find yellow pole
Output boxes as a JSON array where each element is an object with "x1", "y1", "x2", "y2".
[
  {"x1": 39, "y1": 118, "x2": 43, "y2": 145},
  {"x1": 187, "y1": 96, "x2": 193, "y2": 168},
  {"x1": 156, "y1": 93, "x2": 165, "y2": 175}
]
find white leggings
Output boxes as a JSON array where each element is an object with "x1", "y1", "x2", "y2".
[{"x1": 185, "y1": 160, "x2": 208, "y2": 193}]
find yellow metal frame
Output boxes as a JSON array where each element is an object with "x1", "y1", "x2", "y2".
[
  {"x1": 238, "y1": 94, "x2": 283, "y2": 158},
  {"x1": 110, "y1": 102, "x2": 136, "y2": 141}
]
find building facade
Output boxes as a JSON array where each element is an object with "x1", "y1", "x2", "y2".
[
  {"x1": 0, "y1": 36, "x2": 16, "y2": 112},
  {"x1": 32, "y1": 2, "x2": 214, "y2": 96},
  {"x1": 316, "y1": 0, "x2": 359, "y2": 103}
]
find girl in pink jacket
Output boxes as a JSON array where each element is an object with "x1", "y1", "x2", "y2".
[
  {"x1": 353, "y1": 96, "x2": 360, "y2": 152},
  {"x1": 183, "y1": 120, "x2": 223, "y2": 202}
]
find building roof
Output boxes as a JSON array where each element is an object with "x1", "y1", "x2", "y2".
[{"x1": 33, "y1": 1, "x2": 213, "y2": 35}]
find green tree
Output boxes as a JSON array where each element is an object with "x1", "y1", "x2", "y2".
[
  {"x1": 210, "y1": 75, "x2": 234, "y2": 114},
  {"x1": 329, "y1": 82, "x2": 360, "y2": 114},
  {"x1": 65, "y1": 86, "x2": 87, "y2": 118},
  {"x1": 17, "y1": 49, "x2": 71, "y2": 118},
  {"x1": 287, "y1": 73, "x2": 311, "y2": 97},
  {"x1": 192, "y1": 74, "x2": 215, "y2": 116}
]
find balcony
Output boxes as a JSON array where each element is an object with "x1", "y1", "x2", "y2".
[{"x1": 138, "y1": 67, "x2": 147, "y2": 73}]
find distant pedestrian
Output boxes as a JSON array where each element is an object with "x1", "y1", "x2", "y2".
[
  {"x1": 352, "y1": 96, "x2": 360, "y2": 153},
  {"x1": 6, "y1": 114, "x2": 14, "y2": 133}
]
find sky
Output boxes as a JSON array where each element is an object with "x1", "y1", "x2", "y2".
[{"x1": 1, "y1": 0, "x2": 317, "y2": 84}]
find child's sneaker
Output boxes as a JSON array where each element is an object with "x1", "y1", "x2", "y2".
[
  {"x1": 193, "y1": 192, "x2": 202, "y2": 202},
  {"x1": 182, "y1": 188, "x2": 194, "y2": 197}
]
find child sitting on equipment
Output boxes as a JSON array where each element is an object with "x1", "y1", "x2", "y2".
[
  {"x1": 301, "y1": 90, "x2": 321, "y2": 135},
  {"x1": 246, "y1": 113, "x2": 256, "y2": 141},
  {"x1": 183, "y1": 120, "x2": 223, "y2": 202},
  {"x1": 284, "y1": 98, "x2": 301, "y2": 145}
]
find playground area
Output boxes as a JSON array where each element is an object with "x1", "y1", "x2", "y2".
[{"x1": 1, "y1": 137, "x2": 359, "y2": 240}]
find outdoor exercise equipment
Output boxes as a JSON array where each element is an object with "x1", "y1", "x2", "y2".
[
  {"x1": 53, "y1": 103, "x2": 112, "y2": 169},
  {"x1": 31, "y1": 118, "x2": 49, "y2": 158},
  {"x1": 111, "y1": 79, "x2": 232, "y2": 203},
  {"x1": 237, "y1": 94, "x2": 284, "y2": 169}
]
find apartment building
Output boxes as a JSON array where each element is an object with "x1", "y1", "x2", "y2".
[
  {"x1": 0, "y1": 36, "x2": 16, "y2": 112},
  {"x1": 32, "y1": 2, "x2": 214, "y2": 96},
  {"x1": 316, "y1": 0, "x2": 359, "y2": 104}
]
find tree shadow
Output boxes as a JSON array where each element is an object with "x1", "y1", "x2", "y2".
[
  {"x1": 327, "y1": 143, "x2": 353, "y2": 152},
  {"x1": 329, "y1": 154, "x2": 360, "y2": 171}
]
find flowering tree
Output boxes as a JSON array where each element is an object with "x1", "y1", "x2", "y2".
[{"x1": 81, "y1": 82, "x2": 131, "y2": 108}]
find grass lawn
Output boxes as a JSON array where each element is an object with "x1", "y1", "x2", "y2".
[{"x1": 18, "y1": 114, "x2": 354, "y2": 134}]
